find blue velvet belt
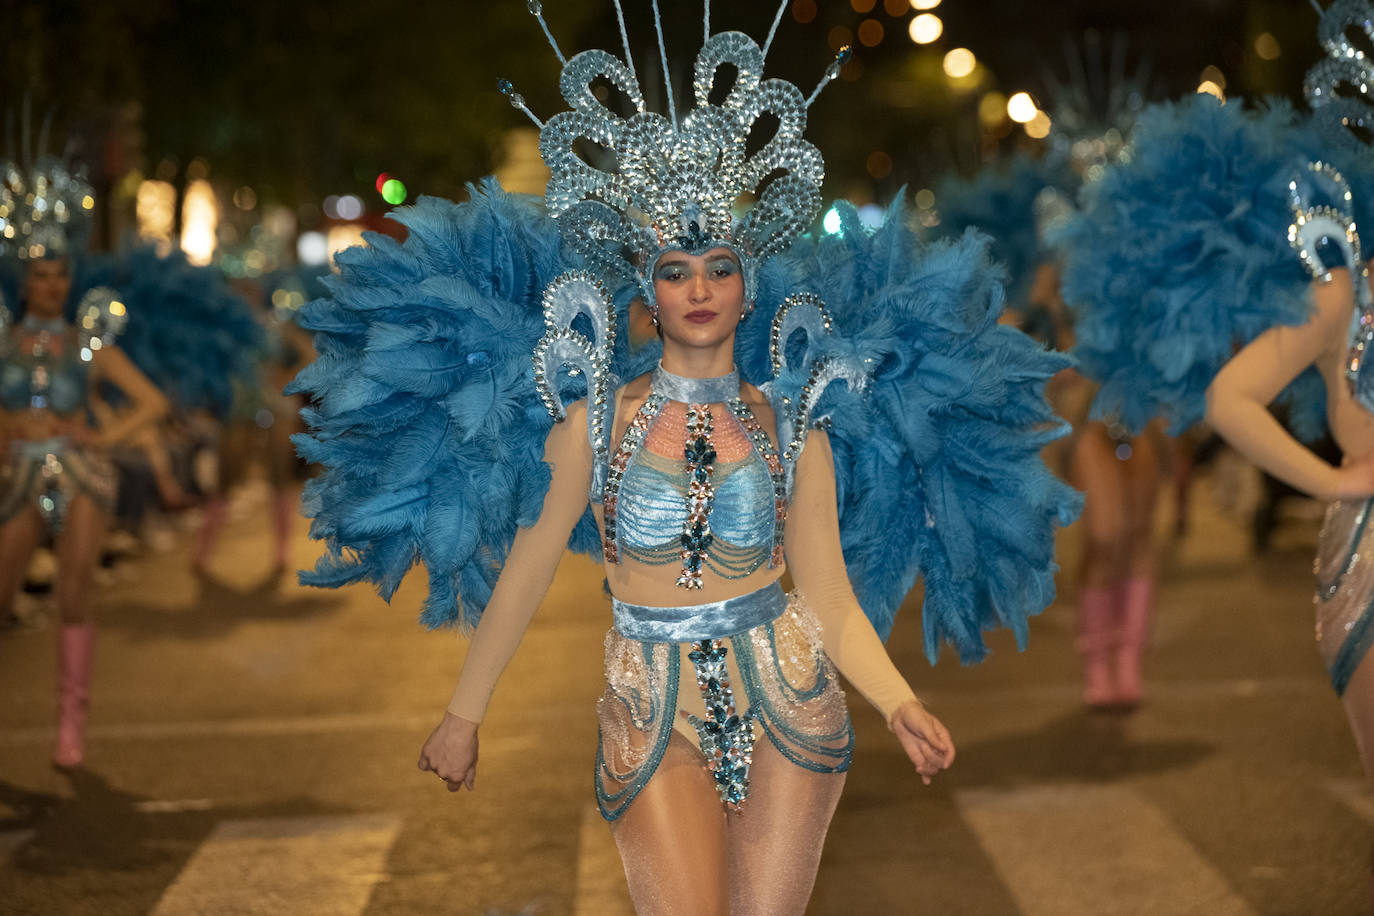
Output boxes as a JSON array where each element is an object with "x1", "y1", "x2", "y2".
[{"x1": 612, "y1": 579, "x2": 786, "y2": 643}]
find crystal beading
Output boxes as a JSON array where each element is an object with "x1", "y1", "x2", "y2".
[
  {"x1": 0, "y1": 136, "x2": 97, "y2": 264},
  {"x1": 767, "y1": 292, "x2": 868, "y2": 494},
  {"x1": 519, "y1": 3, "x2": 835, "y2": 313},
  {"x1": 1288, "y1": 161, "x2": 1374, "y2": 402},
  {"x1": 1305, "y1": 0, "x2": 1374, "y2": 162},
  {"x1": 533, "y1": 271, "x2": 620, "y2": 496},
  {"x1": 677, "y1": 404, "x2": 716, "y2": 590},
  {"x1": 728, "y1": 399, "x2": 787, "y2": 568},
  {"x1": 603, "y1": 394, "x2": 665, "y2": 563},
  {"x1": 685, "y1": 638, "x2": 757, "y2": 809}
]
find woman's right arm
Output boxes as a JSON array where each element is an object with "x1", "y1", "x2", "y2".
[
  {"x1": 1206, "y1": 270, "x2": 1374, "y2": 500},
  {"x1": 417, "y1": 402, "x2": 593, "y2": 790}
]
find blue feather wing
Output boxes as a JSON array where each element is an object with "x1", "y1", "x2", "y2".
[
  {"x1": 932, "y1": 153, "x2": 1076, "y2": 309},
  {"x1": 747, "y1": 197, "x2": 1081, "y2": 665},
  {"x1": 75, "y1": 247, "x2": 261, "y2": 416},
  {"x1": 291, "y1": 179, "x2": 611, "y2": 629},
  {"x1": 1056, "y1": 95, "x2": 1322, "y2": 437}
]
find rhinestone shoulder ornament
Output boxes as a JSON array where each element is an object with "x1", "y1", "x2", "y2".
[{"x1": 1289, "y1": 161, "x2": 1374, "y2": 409}]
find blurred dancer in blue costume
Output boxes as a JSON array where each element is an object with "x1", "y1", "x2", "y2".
[
  {"x1": 1059, "y1": 0, "x2": 1374, "y2": 831},
  {"x1": 935, "y1": 41, "x2": 1166, "y2": 710},
  {"x1": 84, "y1": 244, "x2": 264, "y2": 536},
  {"x1": 292, "y1": 3, "x2": 1078, "y2": 912},
  {"x1": 0, "y1": 141, "x2": 168, "y2": 767},
  {"x1": 193, "y1": 270, "x2": 315, "y2": 580}
]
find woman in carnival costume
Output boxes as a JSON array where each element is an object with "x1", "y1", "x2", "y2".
[
  {"x1": 86, "y1": 245, "x2": 263, "y2": 538},
  {"x1": 292, "y1": 3, "x2": 1078, "y2": 912},
  {"x1": 1058, "y1": 0, "x2": 1374, "y2": 824},
  {"x1": 936, "y1": 49, "x2": 1167, "y2": 710},
  {"x1": 192, "y1": 269, "x2": 313, "y2": 580},
  {"x1": 0, "y1": 148, "x2": 168, "y2": 767}
]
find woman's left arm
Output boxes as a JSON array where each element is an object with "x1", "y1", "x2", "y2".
[
  {"x1": 88, "y1": 345, "x2": 170, "y2": 447},
  {"x1": 785, "y1": 428, "x2": 955, "y2": 783},
  {"x1": 1206, "y1": 270, "x2": 1374, "y2": 499}
]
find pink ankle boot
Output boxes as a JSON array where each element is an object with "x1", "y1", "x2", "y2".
[
  {"x1": 1077, "y1": 586, "x2": 1118, "y2": 708},
  {"x1": 53, "y1": 624, "x2": 95, "y2": 768},
  {"x1": 1115, "y1": 576, "x2": 1155, "y2": 707}
]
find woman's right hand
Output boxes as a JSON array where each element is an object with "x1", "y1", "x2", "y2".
[{"x1": 417, "y1": 712, "x2": 480, "y2": 792}]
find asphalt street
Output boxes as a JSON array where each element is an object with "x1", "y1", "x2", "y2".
[{"x1": 0, "y1": 478, "x2": 1367, "y2": 915}]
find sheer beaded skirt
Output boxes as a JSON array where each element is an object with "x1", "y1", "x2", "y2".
[
  {"x1": 0, "y1": 442, "x2": 116, "y2": 531},
  {"x1": 595, "y1": 591, "x2": 853, "y2": 822},
  {"x1": 1315, "y1": 497, "x2": 1374, "y2": 695}
]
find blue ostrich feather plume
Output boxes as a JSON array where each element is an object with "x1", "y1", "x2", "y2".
[
  {"x1": 931, "y1": 154, "x2": 1077, "y2": 309},
  {"x1": 289, "y1": 179, "x2": 656, "y2": 630},
  {"x1": 744, "y1": 196, "x2": 1082, "y2": 664},
  {"x1": 1056, "y1": 94, "x2": 1326, "y2": 437},
  {"x1": 293, "y1": 180, "x2": 1078, "y2": 658},
  {"x1": 75, "y1": 246, "x2": 262, "y2": 417}
]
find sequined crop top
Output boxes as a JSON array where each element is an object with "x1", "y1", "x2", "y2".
[
  {"x1": 616, "y1": 444, "x2": 776, "y2": 579},
  {"x1": 601, "y1": 365, "x2": 789, "y2": 589},
  {"x1": 0, "y1": 320, "x2": 91, "y2": 416}
]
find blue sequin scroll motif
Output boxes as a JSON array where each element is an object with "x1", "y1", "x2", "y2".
[{"x1": 685, "y1": 638, "x2": 757, "y2": 809}]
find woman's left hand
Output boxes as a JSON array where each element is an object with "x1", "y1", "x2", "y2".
[{"x1": 890, "y1": 699, "x2": 955, "y2": 785}]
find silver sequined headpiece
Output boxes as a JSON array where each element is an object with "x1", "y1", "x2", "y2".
[
  {"x1": 1306, "y1": 0, "x2": 1374, "y2": 161},
  {"x1": 501, "y1": 0, "x2": 847, "y2": 313},
  {"x1": 0, "y1": 104, "x2": 96, "y2": 263}
]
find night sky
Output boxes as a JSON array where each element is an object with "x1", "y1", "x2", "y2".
[{"x1": 6, "y1": 1, "x2": 1323, "y2": 213}]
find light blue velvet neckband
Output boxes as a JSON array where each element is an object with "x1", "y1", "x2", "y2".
[
  {"x1": 651, "y1": 363, "x2": 740, "y2": 404},
  {"x1": 612, "y1": 579, "x2": 786, "y2": 642}
]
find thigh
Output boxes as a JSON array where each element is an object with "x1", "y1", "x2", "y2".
[
  {"x1": 726, "y1": 734, "x2": 846, "y2": 916},
  {"x1": 54, "y1": 495, "x2": 109, "y2": 585},
  {"x1": 1122, "y1": 431, "x2": 1164, "y2": 526},
  {"x1": 610, "y1": 731, "x2": 729, "y2": 916},
  {"x1": 1071, "y1": 427, "x2": 1129, "y2": 579},
  {"x1": 0, "y1": 507, "x2": 44, "y2": 600}
]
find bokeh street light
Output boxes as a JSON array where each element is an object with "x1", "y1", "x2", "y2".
[{"x1": 908, "y1": 13, "x2": 943, "y2": 44}]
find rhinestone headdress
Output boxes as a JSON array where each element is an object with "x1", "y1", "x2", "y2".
[
  {"x1": 501, "y1": 0, "x2": 848, "y2": 312},
  {"x1": 0, "y1": 107, "x2": 96, "y2": 263},
  {"x1": 1305, "y1": 0, "x2": 1374, "y2": 162}
]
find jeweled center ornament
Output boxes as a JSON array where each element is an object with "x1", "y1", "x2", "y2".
[
  {"x1": 678, "y1": 405, "x2": 717, "y2": 590},
  {"x1": 686, "y1": 638, "x2": 756, "y2": 809}
]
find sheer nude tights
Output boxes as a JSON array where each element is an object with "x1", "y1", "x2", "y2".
[
  {"x1": 610, "y1": 732, "x2": 846, "y2": 916},
  {"x1": 0, "y1": 495, "x2": 107, "y2": 623},
  {"x1": 1070, "y1": 423, "x2": 1162, "y2": 587}
]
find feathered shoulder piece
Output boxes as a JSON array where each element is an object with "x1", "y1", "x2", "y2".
[
  {"x1": 76, "y1": 247, "x2": 261, "y2": 417},
  {"x1": 742, "y1": 196, "x2": 1081, "y2": 663},
  {"x1": 1055, "y1": 94, "x2": 1326, "y2": 437},
  {"x1": 289, "y1": 180, "x2": 655, "y2": 629},
  {"x1": 932, "y1": 154, "x2": 1075, "y2": 309}
]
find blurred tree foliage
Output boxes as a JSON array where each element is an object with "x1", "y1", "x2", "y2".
[{"x1": 5, "y1": 0, "x2": 1315, "y2": 211}]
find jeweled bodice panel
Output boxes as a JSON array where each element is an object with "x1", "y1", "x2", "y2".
[
  {"x1": 601, "y1": 366, "x2": 788, "y2": 591},
  {"x1": 0, "y1": 326, "x2": 90, "y2": 416},
  {"x1": 616, "y1": 399, "x2": 776, "y2": 579}
]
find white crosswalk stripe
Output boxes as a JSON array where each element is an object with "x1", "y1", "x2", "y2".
[
  {"x1": 955, "y1": 783, "x2": 1258, "y2": 916},
  {"x1": 149, "y1": 813, "x2": 401, "y2": 916}
]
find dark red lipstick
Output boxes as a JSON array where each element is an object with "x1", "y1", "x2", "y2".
[{"x1": 684, "y1": 310, "x2": 717, "y2": 323}]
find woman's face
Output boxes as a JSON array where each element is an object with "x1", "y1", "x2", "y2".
[
  {"x1": 651, "y1": 247, "x2": 746, "y2": 350},
  {"x1": 23, "y1": 259, "x2": 72, "y2": 319}
]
